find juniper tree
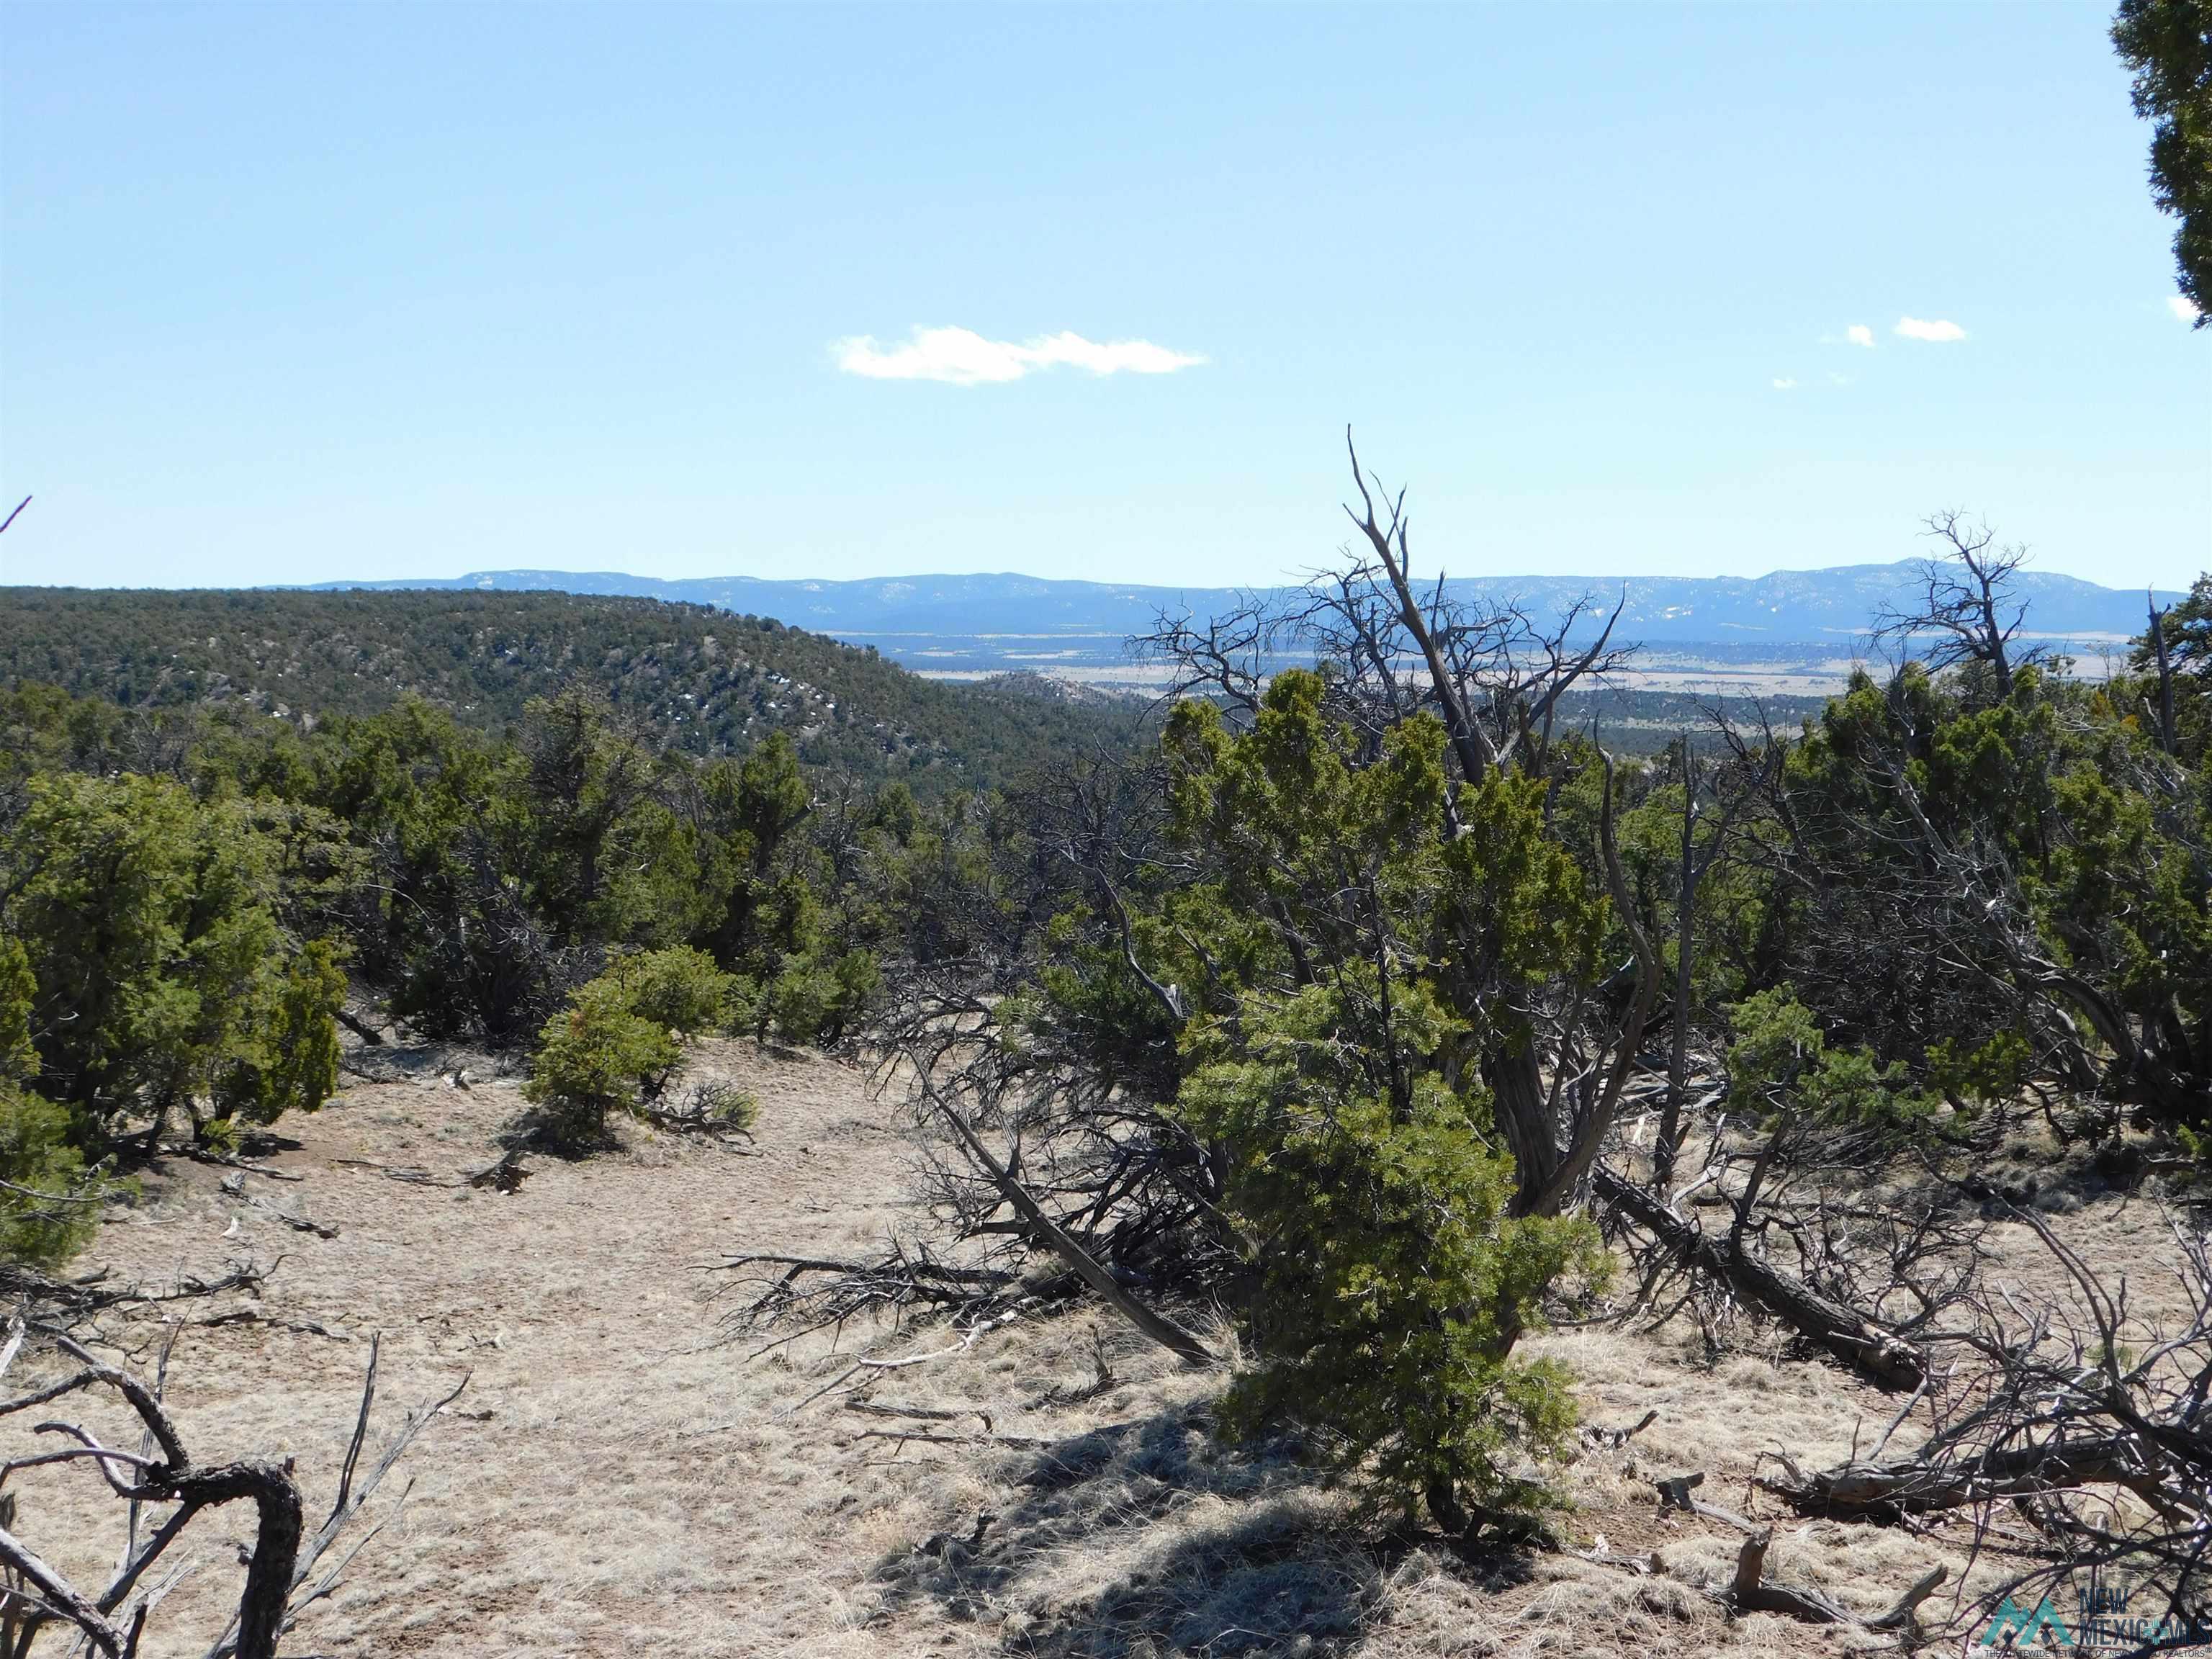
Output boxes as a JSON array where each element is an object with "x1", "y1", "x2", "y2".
[
  {"x1": 0, "y1": 937, "x2": 102, "y2": 1267},
  {"x1": 2113, "y1": 0, "x2": 2212, "y2": 322},
  {"x1": 1, "y1": 773, "x2": 345, "y2": 1148},
  {"x1": 1157, "y1": 674, "x2": 1610, "y2": 1531},
  {"x1": 524, "y1": 946, "x2": 743, "y2": 1148}
]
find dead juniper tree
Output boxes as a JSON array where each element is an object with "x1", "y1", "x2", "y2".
[
  {"x1": 1870, "y1": 510, "x2": 2042, "y2": 697},
  {"x1": 0, "y1": 1323, "x2": 459, "y2": 1659}
]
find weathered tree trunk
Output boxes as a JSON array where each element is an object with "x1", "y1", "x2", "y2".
[
  {"x1": 1486, "y1": 1040, "x2": 1557, "y2": 1213},
  {"x1": 1594, "y1": 1165, "x2": 1925, "y2": 1388},
  {"x1": 1762, "y1": 1433, "x2": 2174, "y2": 1519},
  {"x1": 170, "y1": 1462, "x2": 304, "y2": 1659}
]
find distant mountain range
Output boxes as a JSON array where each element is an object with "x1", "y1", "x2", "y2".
[{"x1": 305, "y1": 563, "x2": 2180, "y2": 688}]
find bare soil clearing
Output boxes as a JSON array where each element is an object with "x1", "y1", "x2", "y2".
[{"x1": 11, "y1": 1044, "x2": 2179, "y2": 1657}]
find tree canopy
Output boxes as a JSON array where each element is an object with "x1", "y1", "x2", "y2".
[{"x1": 2114, "y1": 0, "x2": 2212, "y2": 322}]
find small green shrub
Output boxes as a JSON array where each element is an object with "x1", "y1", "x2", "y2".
[
  {"x1": 616, "y1": 945, "x2": 737, "y2": 1038},
  {"x1": 523, "y1": 948, "x2": 744, "y2": 1149},
  {"x1": 524, "y1": 977, "x2": 673, "y2": 1148}
]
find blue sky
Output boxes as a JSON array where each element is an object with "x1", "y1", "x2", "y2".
[{"x1": 2, "y1": 3, "x2": 2206, "y2": 593}]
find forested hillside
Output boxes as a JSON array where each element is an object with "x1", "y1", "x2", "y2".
[{"x1": 0, "y1": 587, "x2": 1143, "y2": 788}]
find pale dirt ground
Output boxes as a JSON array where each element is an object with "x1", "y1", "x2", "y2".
[{"x1": 8, "y1": 1045, "x2": 2200, "y2": 1657}]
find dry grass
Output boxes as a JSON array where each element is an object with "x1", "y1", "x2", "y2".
[{"x1": 5, "y1": 1046, "x2": 2186, "y2": 1655}]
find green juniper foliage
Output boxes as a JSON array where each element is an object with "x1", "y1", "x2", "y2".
[
  {"x1": 2112, "y1": 0, "x2": 2212, "y2": 323},
  {"x1": 1691, "y1": 660, "x2": 2210, "y2": 1127},
  {"x1": 523, "y1": 948, "x2": 743, "y2": 1148},
  {"x1": 1179, "y1": 985, "x2": 1596, "y2": 1522},
  {"x1": 1, "y1": 772, "x2": 343, "y2": 1146},
  {"x1": 1139, "y1": 673, "x2": 1609, "y2": 1527},
  {"x1": 0, "y1": 938, "x2": 104, "y2": 1268},
  {"x1": 1722, "y1": 986, "x2": 1934, "y2": 1134}
]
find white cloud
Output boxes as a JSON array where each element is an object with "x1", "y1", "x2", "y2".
[
  {"x1": 832, "y1": 325, "x2": 1205, "y2": 386},
  {"x1": 1894, "y1": 315, "x2": 1966, "y2": 342},
  {"x1": 1845, "y1": 323, "x2": 1876, "y2": 349},
  {"x1": 1771, "y1": 377, "x2": 1797, "y2": 390},
  {"x1": 2170, "y1": 294, "x2": 2203, "y2": 323}
]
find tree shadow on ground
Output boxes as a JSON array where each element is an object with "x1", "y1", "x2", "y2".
[
  {"x1": 1945, "y1": 1133, "x2": 2191, "y2": 1220},
  {"x1": 869, "y1": 1398, "x2": 1534, "y2": 1658},
  {"x1": 235, "y1": 1128, "x2": 306, "y2": 1157}
]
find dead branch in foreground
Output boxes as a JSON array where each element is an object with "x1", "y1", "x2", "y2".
[
  {"x1": 904, "y1": 1050, "x2": 1214, "y2": 1366},
  {"x1": 1757, "y1": 1206, "x2": 2212, "y2": 1646},
  {"x1": 0, "y1": 1323, "x2": 463, "y2": 1659},
  {"x1": 712, "y1": 1246, "x2": 1032, "y2": 1355},
  {"x1": 1726, "y1": 1526, "x2": 1947, "y2": 1630},
  {"x1": 1595, "y1": 1163, "x2": 1929, "y2": 1388},
  {"x1": 0, "y1": 1259, "x2": 274, "y2": 1338}
]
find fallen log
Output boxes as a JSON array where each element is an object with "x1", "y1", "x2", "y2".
[
  {"x1": 1758, "y1": 1434, "x2": 2175, "y2": 1520},
  {"x1": 1595, "y1": 1164, "x2": 1926, "y2": 1389}
]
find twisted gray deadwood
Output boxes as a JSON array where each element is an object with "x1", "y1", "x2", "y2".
[
  {"x1": 0, "y1": 1332, "x2": 296, "y2": 1659},
  {"x1": 1596, "y1": 1164, "x2": 1927, "y2": 1389},
  {"x1": 0, "y1": 1328, "x2": 459, "y2": 1659},
  {"x1": 1758, "y1": 1434, "x2": 2179, "y2": 1519},
  {"x1": 1726, "y1": 1527, "x2": 1945, "y2": 1629},
  {"x1": 906, "y1": 1052, "x2": 1213, "y2": 1365}
]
